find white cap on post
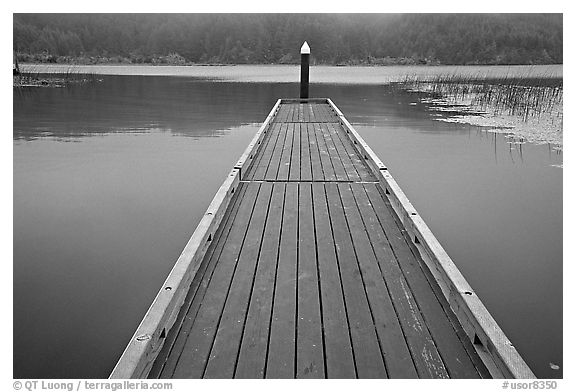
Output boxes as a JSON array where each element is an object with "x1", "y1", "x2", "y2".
[{"x1": 300, "y1": 41, "x2": 311, "y2": 55}]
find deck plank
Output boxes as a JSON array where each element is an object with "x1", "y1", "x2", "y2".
[
  {"x1": 234, "y1": 183, "x2": 286, "y2": 378},
  {"x1": 314, "y1": 123, "x2": 337, "y2": 181},
  {"x1": 334, "y1": 123, "x2": 376, "y2": 182},
  {"x1": 277, "y1": 123, "x2": 294, "y2": 181},
  {"x1": 289, "y1": 123, "x2": 301, "y2": 181},
  {"x1": 289, "y1": 104, "x2": 296, "y2": 123},
  {"x1": 296, "y1": 183, "x2": 325, "y2": 378},
  {"x1": 341, "y1": 183, "x2": 421, "y2": 378},
  {"x1": 324, "y1": 183, "x2": 387, "y2": 378},
  {"x1": 266, "y1": 183, "x2": 298, "y2": 378},
  {"x1": 300, "y1": 122, "x2": 313, "y2": 182},
  {"x1": 265, "y1": 123, "x2": 288, "y2": 181},
  {"x1": 364, "y1": 183, "x2": 482, "y2": 378},
  {"x1": 151, "y1": 182, "x2": 249, "y2": 378},
  {"x1": 202, "y1": 182, "x2": 273, "y2": 378},
  {"x1": 248, "y1": 123, "x2": 283, "y2": 180},
  {"x1": 313, "y1": 102, "x2": 325, "y2": 122},
  {"x1": 326, "y1": 123, "x2": 361, "y2": 182},
  {"x1": 312, "y1": 183, "x2": 356, "y2": 378},
  {"x1": 318, "y1": 103, "x2": 328, "y2": 123},
  {"x1": 308, "y1": 123, "x2": 324, "y2": 181},
  {"x1": 171, "y1": 183, "x2": 261, "y2": 378},
  {"x1": 319, "y1": 123, "x2": 349, "y2": 181},
  {"x1": 349, "y1": 183, "x2": 447, "y2": 378}
]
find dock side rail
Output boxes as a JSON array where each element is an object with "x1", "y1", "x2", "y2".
[
  {"x1": 326, "y1": 98, "x2": 535, "y2": 379},
  {"x1": 110, "y1": 99, "x2": 282, "y2": 378}
]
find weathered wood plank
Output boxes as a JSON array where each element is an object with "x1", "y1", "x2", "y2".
[
  {"x1": 324, "y1": 103, "x2": 337, "y2": 122},
  {"x1": 324, "y1": 183, "x2": 387, "y2": 378},
  {"x1": 338, "y1": 183, "x2": 423, "y2": 378},
  {"x1": 344, "y1": 183, "x2": 426, "y2": 378},
  {"x1": 321, "y1": 104, "x2": 331, "y2": 122},
  {"x1": 202, "y1": 182, "x2": 274, "y2": 378},
  {"x1": 319, "y1": 123, "x2": 348, "y2": 181},
  {"x1": 171, "y1": 183, "x2": 261, "y2": 378},
  {"x1": 314, "y1": 103, "x2": 325, "y2": 123},
  {"x1": 300, "y1": 123, "x2": 313, "y2": 182},
  {"x1": 235, "y1": 183, "x2": 286, "y2": 378},
  {"x1": 332, "y1": 123, "x2": 375, "y2": 182},
  {"x1": 325, "y1": 123, "x2": 361, "y2": 182},
  {"x1": 296, "y1": 183, "x2": 325, "y2": 378},
  {"x1": 289, "y1": 123, "x2": 301, "y2": 181},
  {"x1": 318, "y1": 103, "x2": 327, "y2": 122},
  {"x1": 308, "y1": 123, "x2": 324, "y2": 181},
  {"x1": 313, "y1": 123, "x2": 337, "y2": 181},
  {"x1": 281, "y1": 105, "x2": 289, "y2": 122},
  {"x1": 152, "y1": 182, "x2": 249, "y2": 378},
  {"x1": 244, "y1": 123, "x2": 275, "y2": 180},
  {"x1": 363, "y1": 183, "x2": 481, "y2": 378},
  {"x1": 378, "y1": 170, "x2": 530, "y2": 378},
  {"x1": 265, "y1": 123, "x2": 288, "y2": 181},
  {"x1": 276, "y1": 105, "x2": 286, "y2": 123},
  {"x1": 248, "y1": 123, "x2": 283, "y2": 180},
  {"x1": 289, "y1": 103, "x2": 296, "y2": 123},
  {"x1": 235, "y1": 99, "x2": 281, "y2": 180},
  {"x1": 277, "y1": 122, "x2": 295, "y2": 181},
  {"x1": 312, "y1": 183, "x2": 356, "y2": 378},
  {"x1": 349, "y1": 182, "x2": 446, "y2": 378},
  {"x1": 266, "y1": 183, "x2": 298, "y2": 378},
  {"x1": 395, "y1": 205, "x2": 492, "y2": 379}
]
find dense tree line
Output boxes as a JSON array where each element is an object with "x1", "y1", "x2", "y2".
[{"x1": 13, "y1": 14, "x2": 562, "y2": 65}]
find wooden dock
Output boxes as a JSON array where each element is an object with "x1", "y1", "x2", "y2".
[{"x1": 111, "y1": 98, "x2": 535, "y2": 379}]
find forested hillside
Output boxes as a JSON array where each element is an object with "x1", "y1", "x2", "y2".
[{"x1": 13, "y1": 14, "x2": 563, "y2": 65}]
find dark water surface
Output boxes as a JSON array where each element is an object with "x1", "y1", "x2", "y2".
[{"x1": 13, "y1": 70, "x2": 562, "y2": 378}]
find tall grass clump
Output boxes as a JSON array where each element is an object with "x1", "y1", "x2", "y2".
[
  {"x1": 13, "y1": 65, "x2": 100, "y2": 88},
  {"x1": 399, "y1": 73, "x2": 563, "y2": 122},
  {"x1": 396, "y1": 71, "x2": 563, "y2": 147}
]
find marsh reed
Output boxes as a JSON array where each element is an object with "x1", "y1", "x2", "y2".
[
  {"x1": 399, "y1": 73, "x2": 563, "y2": 122},
  {"x1": 13, "y1": 65, "x2": 100, "y2": 88}
]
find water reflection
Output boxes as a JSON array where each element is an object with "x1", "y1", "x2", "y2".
[{"x1": 13, "y1": 76, "x2": 297, "y2": 140}]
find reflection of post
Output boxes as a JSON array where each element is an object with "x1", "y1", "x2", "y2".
[{"x1": 300, "y1": 41, "x2": 310, "y2": 99}]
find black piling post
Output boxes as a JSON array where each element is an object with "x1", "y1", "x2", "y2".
[{"x1": 300, "y1": 41, "x2": 310, "y2": 99}]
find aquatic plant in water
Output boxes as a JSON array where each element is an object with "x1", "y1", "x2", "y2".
[
  {"x1": 13, "y1": 65, "x2": 101, "y2": 88},
  {"x1": 398, "y1": 73, "x2": 563, "y2": 149}
]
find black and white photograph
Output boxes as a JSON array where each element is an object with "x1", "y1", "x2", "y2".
[{"x1": 8, "y1": 3, "x2": 568, "y2": 388}]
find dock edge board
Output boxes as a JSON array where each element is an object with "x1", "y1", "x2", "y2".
[
  {"x1": 109, "y1": 99, "x2": 281, "y2": 379},
  {"x1": 326, "y1": 98, "x2": 536, "y2": 379}
]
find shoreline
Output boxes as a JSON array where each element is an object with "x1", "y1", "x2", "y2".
[{"x1": 17, "y1": 61, "x2": 564, "y2": 68}]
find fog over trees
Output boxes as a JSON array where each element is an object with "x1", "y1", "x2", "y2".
[{"x1": 13, "y1": 14, "x2": 563, "y2": 65}]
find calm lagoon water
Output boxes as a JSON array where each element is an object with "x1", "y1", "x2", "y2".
[{"x1": 13, "y1": 65, "x2": 562, "y2": 378}]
